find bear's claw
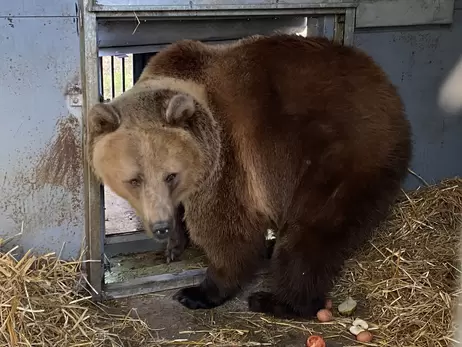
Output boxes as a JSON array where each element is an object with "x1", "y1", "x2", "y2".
[
  {"x1": 164, "y1": 233, "x2": 189, "y2": 264},
  {"x1": 164, "y1": 245, "x2": 182, "y2": 264},
  {"x1": 173, "y1": 286, "x2": 217, "y2": 310}
]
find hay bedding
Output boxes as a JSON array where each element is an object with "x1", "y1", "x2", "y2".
[
  {"x1": 331, "y1": 177, "x2": 462, "y2": 346},
  {"x1": 1, "y1": 178, "x2": 462, "y2": 347},
  {"x1": 0, "y1": 245, "x2": 156, "y2": 347}
]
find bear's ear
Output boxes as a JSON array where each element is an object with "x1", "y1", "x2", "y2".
[
  {"x1": 88, "y1": 103, "x2": 121, "y2": 137},
  {"x1": 165, "y1": 93, "x2": 196, "y2": 125}
]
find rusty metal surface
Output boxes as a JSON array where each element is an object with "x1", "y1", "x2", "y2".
[{"x1": 0, "y1": 17, "x2": 84, "y2": 260}]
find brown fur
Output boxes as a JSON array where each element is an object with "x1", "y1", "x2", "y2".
[{"x1": 87, "y1": 34, "x2": 412, "y2": 318}]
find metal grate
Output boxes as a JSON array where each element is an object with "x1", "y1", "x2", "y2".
[{"x1": 99, "y1": 54, "x2": 134, "y2": 101}]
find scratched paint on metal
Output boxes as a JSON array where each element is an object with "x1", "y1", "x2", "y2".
[{"x1": 0, "y1": 17, "x2": 84, "y2": 260}]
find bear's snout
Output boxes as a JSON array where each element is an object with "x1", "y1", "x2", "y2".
[{"x1": 150, "y1": 221, "x2": 171, "y2": 241}]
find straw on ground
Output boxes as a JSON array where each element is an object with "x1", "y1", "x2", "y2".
[{"x1": 1, "y1": 177, "x2": 461, "y2": 346}]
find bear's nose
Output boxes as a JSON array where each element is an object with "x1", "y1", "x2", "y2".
[{"x1": 150, "y1": 221, "x2": 170, "y2": 240}]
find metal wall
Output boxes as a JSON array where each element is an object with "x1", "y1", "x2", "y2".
[
  {"x1": 1, "y1": 0, "x2": 462, "y2": 259},
  {"x1": 355, "y1": 0, "x2": 462, "y2": 190},
  {"x1": 0, "y1": 2, "x2": 84, "y2": 259}
]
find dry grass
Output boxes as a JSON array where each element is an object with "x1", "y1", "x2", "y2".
[
  {"x1": 1, "y1": 177, "x2": 461, "y2": 347},
  {"x1": 331, "y1": 177, "x2": 462, "y2": 346},
  {"x1": 0, "y1": 244, "x2": 157, "y2": 347}
]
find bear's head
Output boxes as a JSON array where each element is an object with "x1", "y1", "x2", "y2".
[{"x1": 87, "y1": 83, "x2": 219, "y2": 241}]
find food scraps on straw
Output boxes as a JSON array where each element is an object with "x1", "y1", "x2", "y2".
[
  {"x1": 349, "y1": 325, "x2": 365, "y2": 336},
  {"x1": 349, "y1": 318, "x2": 373, "y2": 342},
  {"x1": 337, "y1": 296, "x2": 357, "y2": 316},
  {"x1": 352, "y1": 318, "x2": 369, "y2": 330},
  {"x1": 316, "y1": 309, "x2": 333, "y2": 322},
  {"x1": 306, "y1": 335, "x2": 326, "y2": 347},
  {"x1": 356, "y1": 330, "x2": 373, "y2": 343}
]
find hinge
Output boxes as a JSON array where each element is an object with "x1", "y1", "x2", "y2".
[{"x1": 68, "y1": 93, "x2": 83, "y2": 108}]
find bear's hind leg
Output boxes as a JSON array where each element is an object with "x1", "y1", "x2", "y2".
[{"x1": 248, "y1": 223, "x2": 347, "y2": 319}]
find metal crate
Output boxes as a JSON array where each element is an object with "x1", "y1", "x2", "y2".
[{"x1": 79, "y1": 0, "x2": 356, "y2": 300}]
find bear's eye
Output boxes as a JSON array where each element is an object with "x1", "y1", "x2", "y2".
[
  {"x1": 130, "y1": 178, "x2": 141, "y2": 187},
  {"x1": 165, "y1": 173, "x2": 177, "y2": 184}
]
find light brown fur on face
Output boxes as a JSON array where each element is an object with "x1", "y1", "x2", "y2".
[{"x1": 87, "y1": 86, "x2": 209, "y2": 240}]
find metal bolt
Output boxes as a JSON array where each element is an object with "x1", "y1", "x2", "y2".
[{"x1": 72, "y1": 97, "x2": 79, "y2": 104}]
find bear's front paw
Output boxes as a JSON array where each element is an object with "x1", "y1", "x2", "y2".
[
  {"x1": 164, "y1": 226, "x2": 190, "y2": 264},
  {"x1": 173, "y1": 286, "x2": 218, "y2": 310},
  {"x1": 165, "y1": 239, "x2": 187, "y2": 264}
]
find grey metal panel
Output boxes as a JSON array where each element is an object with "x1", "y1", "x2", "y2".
[
  {"x1": 92, "y1": 0, "x2": 356, "y2": 10},
  {"x1": 0, "y1": 17, "x2": 84, "y2": 260},
  {"x1": 97, "y1": 16, "x2": 308, "y2": 48},
  {"x1": 343, "y1": 7, "x2": 355, "y2": 45},
  {"x1": 97, "y1": 15, "x2": 336, "y2": 55},
  {"x1": 354, "y1": 8, "x2": 462, "y2": 190},
  {"x1": 0, "y1": 0, "x2": 77, "y2": 17},
  {"x1": 356, "y1": 0, "x2": 455, "y2": 28},
  {"x1": 95, "y1": 0, "x2": 350, "y2": 4}
]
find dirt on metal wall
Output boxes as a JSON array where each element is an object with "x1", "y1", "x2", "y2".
[
  {"x1": 0, "y1": 13, "x2": 84, "y2": 259},
  {"x1": 1, "y1": 108, "x2": 83, "y2": 235}
]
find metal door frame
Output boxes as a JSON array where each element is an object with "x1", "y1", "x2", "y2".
[{"x1": 78, "y1": 0, "x2": 357, "y2": 300}]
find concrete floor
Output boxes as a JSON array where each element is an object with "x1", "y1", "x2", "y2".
[{"x1": 110, "y1": 273, "x2": 354, "y2": 347}]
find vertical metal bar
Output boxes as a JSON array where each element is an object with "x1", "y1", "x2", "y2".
[
  {"x1": 343, "y1": 8, "x2": 356, "y2": 46},
  {"x1": 110, "y1": 56, "x2": 115, "y2": 99},
  {"x1": 333, "y1": 14, "x2": 345, "y2": 45},
  {"x1": 98, "y1": 56, "x2": 104, "y2": 101},
  {"x1": 122, "y1": 57, "x2": 126, "y2": 92},
  {"x1": 79, "y1": 0, "x2": 104, "y2": 300},
  {"x1": 132, "y1": 53, "x2": 144, "y2": 84}
]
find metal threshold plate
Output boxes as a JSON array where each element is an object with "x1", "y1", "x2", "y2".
[{"x1": 104, "y1": 268, "x2": 207, "y2": 299}]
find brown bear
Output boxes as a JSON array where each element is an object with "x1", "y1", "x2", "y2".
[{"x1": 87, "y1": 34, "x2": 412, "y2": 318}]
